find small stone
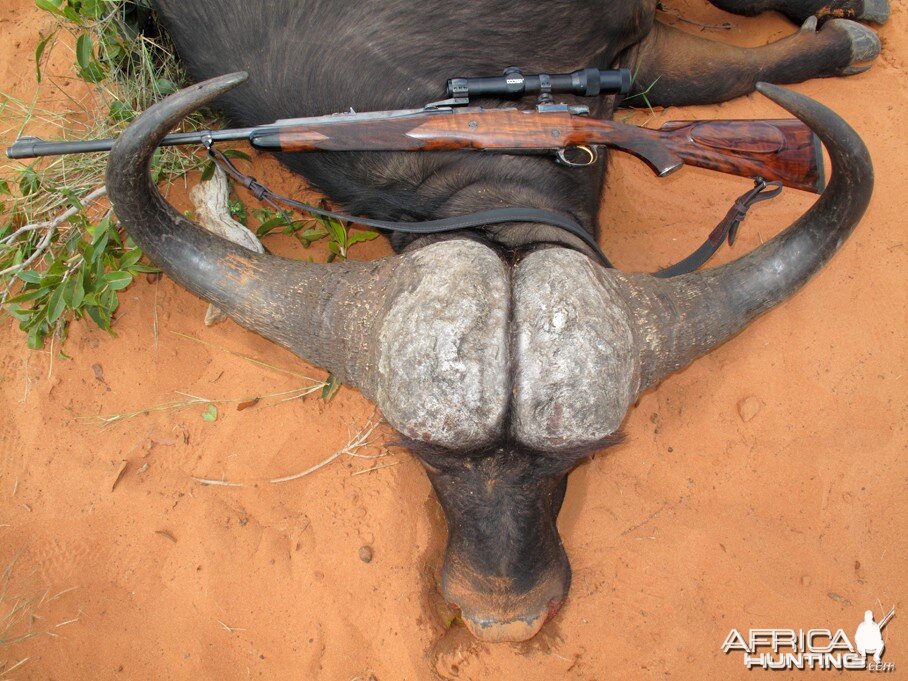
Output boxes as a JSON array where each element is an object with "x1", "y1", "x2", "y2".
[
  {"x1": 737, "y1": 395, "x2": 763, "y2": 422},
  {"x1": 358, "y1": 545, "x2": 373, "y2": 563},
  {"x1": 801, "y1": 575, "x2": 812, "y2": 587}
]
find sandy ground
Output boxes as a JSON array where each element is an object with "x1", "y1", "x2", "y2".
[{"x1": 0, "y1": 1, "x2": 905, "y2": 679}]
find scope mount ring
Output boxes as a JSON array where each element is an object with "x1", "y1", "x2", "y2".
[{"x1": 556, "y1": 145, "x2": 598, "y2": 167}]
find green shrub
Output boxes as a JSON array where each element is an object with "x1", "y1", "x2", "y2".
[{"x1": 2, "y1": 1, "x2": 379, "y2": 352}]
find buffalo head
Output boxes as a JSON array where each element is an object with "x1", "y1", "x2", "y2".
[{"x1": 105, "y1": 73, "x2": 872, "y2": 641}]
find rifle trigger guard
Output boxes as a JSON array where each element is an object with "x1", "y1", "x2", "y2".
[{"x1": 556, "y1": 145, "x2": 597, "y2": 167}]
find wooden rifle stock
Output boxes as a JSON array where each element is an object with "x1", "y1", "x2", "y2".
[
  {"x1": 647, "y1": 119, "x2": 824, "y2": 194},
  {"x1": 262, "y1": 109, "x2": 824, "y2": 194}
]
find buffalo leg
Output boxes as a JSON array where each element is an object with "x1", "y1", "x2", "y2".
[
  {"x1": 707, "y1": 0, "x2": 890, "y2": 24},
  {"x1": 623, "y1": 19, "x2": 880, "y2": 107}
]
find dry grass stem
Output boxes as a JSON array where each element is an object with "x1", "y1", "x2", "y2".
[
  {"x1": 268, "y1": 417, "x2": 382, "y2": 484},
  {"x1": 110, "y1": 460, "x2": 129, "y2": 491},
  {"x1": 657, "y1": 4, "x2": 735, "y2": 30},
  {"x1": 53, "y1": 616, "x2": 80, "y2": 628},
  {"x1": 2, "y1": 656, "x2": 31, "y2": 675},
  {"x1": 217, "y1": 620, "x2": 246, "y2": 633},
  {"x1": 83, "y1": 385, "x2": 324, "y2": 426},
  {"x1": 191, "y1": 478, "x2": 243, "y2": 488},
  {"x1": 168, "y1": 330, "x2": 325, "y2": 383},
  {"x1": 191, "y1": 414, "x2": 385, "y2": 487},
  {"x1": 155, "y1": 530, "x2": 177, "y2": 543},
  {"x1": 350, "y1": 460, "x2": 401, "y2": 477},
  {"x1": 1, "y1": 558, "x2": 77, "y2": 675}
]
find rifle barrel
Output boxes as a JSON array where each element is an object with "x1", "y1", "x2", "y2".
[{"x1": 6, "y1": 128, "x2": 256, "y2": 160}]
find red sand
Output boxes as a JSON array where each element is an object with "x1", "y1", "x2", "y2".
[{"x1": 1, "y1": 1, "x2": 905, "y2": 678}]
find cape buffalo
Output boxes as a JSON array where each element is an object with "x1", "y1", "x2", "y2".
[{"x1": 105, "y1": 0, "x2": 882, "y2": 641}]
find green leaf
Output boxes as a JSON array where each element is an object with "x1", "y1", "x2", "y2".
[
  {"x1": 91, "y1": 214, "x2": 112, "y2": 248},
  {"x1": 16, "y1": 270, "x2": 43, "y2": 284},
  {"x1": 73, "y1": 33, "x2": 107, "y2": 83},
  {"x1": 70, "y1": 276, "x2": 85, "y2": 309},
  {"x1": 321, "y1": 374, "x2": 341, "y2": 401},
  {"x1": 201, "y1": 404, "x2": 218, "y2": 422},
  {"x1": 108, "y1": 100, "x2": 134, "y2": 123},
  {"x1": 91, "y1": 230, "x2": 109, "y2": 256},
  {"x1": 222, "y1": 149, "x2": 251, "y2": 162},
  {"x1": 126, "y1": 263, "x2": 160, "y2": 274},
  {"x1": 325, "y1": 218, "x2": 347, "y2": 248},
  {"x1": 58, "y1": 187, "x2": 84, "y2": 211},
  {"x1": 47, "y1": 285, "x2": 66, "y2": 323},
  {"x1": 0, "y1": 179, "x2": 10, "y2": 196},
  {"x1": 101, "y1": 271, "x2": 133, "y2": 291},
  {"x1": 150, "y1": 148, "x2": 164, "y2": 182},
  {"x1": 34, "y1": 0, "x2": 64, "y2": 16},
  {"x1": 227, "y1": 196, "x2": 247, "y2": 225},
  {"x1": 78, "y1": 60, "x2": 106, "y2": 84},
  {"x1": 5, "y1": 288, "x2": 50, "y2": 305},
  {"x1": 200, "y1": 161, "x2": 215, "y2": 182},
  {"x1": 7, "y1": 305, "x2": 32, "y2": 322},
  {"x1": 119, "y1": 248, "x2": 143, "y2": 270},
  {"x1": 93, "y1": 254, "x2": 106, "y2": 280},
  {"x1": 26, "y1": 324, "x2": 46, "y2": 350},
  {"x1": 34, "y1": 30, "x2": 57, "y2": 83},
  {"x1": 75, "y1": 34, "x2": 93, "y2": 70},
  {"x1": 85, "y1": 305, "x2": 110, "y2": 331},
  {"x1": 103, "y1": 38, "x2": 122, "y2": 60},
  {"x1": 61, "y1": 5, "x2": 81, "y2": 23},
  {"x1": 99, "y1": 287, "x2": 118, "y2": 314},
  {"x1": 251, "y1": 208, "x2": 281, "y2": 223},
  {"x1": 45, "y1": 259, "x2": 65, "y2": 278},
  {"x1": 18, "y1": 167, "x2": 41, "y2": 197},
  {"x1": 298, "y1": 228, "x2": 328, "y2": 245},
  {"x1": 80, "y1": 0, "x2": 104, "y2": 20},
  {"x1": 63, "y1": 225, "x2": 84, "y2": 254},
  {"x1": 256, "y1": 216, "x2": 291, "y2": 237},
  {"x1": 346, "y1": 230, "x2": 380, "y2": 247},
  {"x1": 154, "y1": 79, "x2": 179, "y2": 95}
]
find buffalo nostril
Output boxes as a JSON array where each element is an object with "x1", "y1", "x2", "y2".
[{"x1": 461, "y1": 609, "x2": 549, "y2": 643}]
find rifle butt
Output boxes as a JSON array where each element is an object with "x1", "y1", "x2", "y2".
[{"x1": 659, "y1": 119, "x2": 825, "y2": 194}]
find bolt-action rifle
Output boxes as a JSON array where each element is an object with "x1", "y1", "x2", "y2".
[{"x1": 6, "y1": 67, "x2": 824, "y2": 194}]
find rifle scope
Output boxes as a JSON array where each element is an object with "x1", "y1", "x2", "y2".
[{"x1": 446, "y1": 67, "x2": 631, "y2": 100}]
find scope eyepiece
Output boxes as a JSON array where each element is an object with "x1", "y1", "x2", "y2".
[{"x1": 446, "y1": 67, "x2": 631, "y2": 101}]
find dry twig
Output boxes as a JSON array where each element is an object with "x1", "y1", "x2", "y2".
[
  {"x1": 190, "y1": 414, "x2": 384, "y2": 487},
  {"x1": 0, "y1": 186, "x2": 107, "y2": 278}
]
